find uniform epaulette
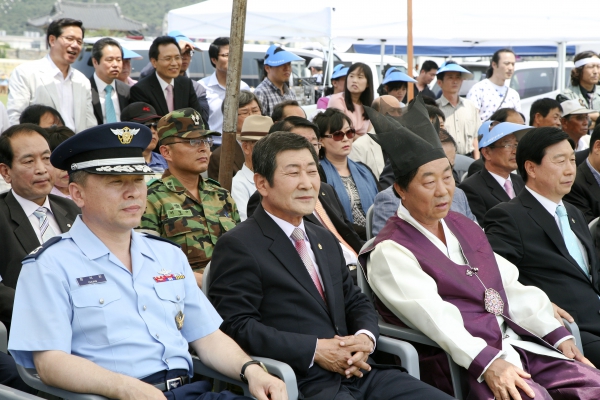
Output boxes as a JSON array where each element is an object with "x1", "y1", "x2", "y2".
[
  {"x1": 23, "y1": 236, "x2": 63, "y2": 261},
  {"x1": 143, "y1": 233, "x2": 181, "y2": 248},
  {"x1": 205, "y1": 178, "x2": 221, "y2": 187}
]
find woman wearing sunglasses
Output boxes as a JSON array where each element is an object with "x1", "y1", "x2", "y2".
[
  {"x1": 327, "y1": 62, "x2": 374, "y2": 136},
  {"x1": 313, "y1": 108, "x2": 379, "y2": 239}
]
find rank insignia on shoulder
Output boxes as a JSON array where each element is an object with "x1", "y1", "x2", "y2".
[
  {"x1": 23, "y1": 236, "x2": 63, "y2": 261},
  {"x1": 206, "y1": 177, "x2": 221, "y2": 187}
]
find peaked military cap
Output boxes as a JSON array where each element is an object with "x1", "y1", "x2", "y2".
[
  {"x1": 50, "y1": 122, "x2": 154, "y2": 175},
  {"x1": 157, "y1": 108, "x2": 220, "y2": 141}
]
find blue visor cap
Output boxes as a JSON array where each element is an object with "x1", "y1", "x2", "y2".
[
  {"x1": 168, "y1": 30, "x2": 200, "y2": 50},
  {"x1": 332, "y1": 64, "x2": 349, "y2": 80},
  {"x1": 264, "y1": 45, "x2": 303, "y2": 67},
  {"x1": 121, "y1": 46, "x2": 142, "y2": 60},
  {"x1": 478, "y1": 122, "x2": 534, "y2": 149},
  {"x1": 382, "y1": 67, "x2": 417, "y2": 85},
  {"x1": 437, "y1": 62, "x2": 474, "y2": 80}
]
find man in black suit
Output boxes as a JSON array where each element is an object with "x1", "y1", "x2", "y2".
[
  {"x1": 484, "y1": 127, "x2": 600, "y2": 366},
  {"x1": 89, "y1": 38, "x2": 130, "y2": 125},
  {"x1": 130, "y1": 36, "x2": 204, "y2": 123},
  {"x1": 0, "y1": 123, "x2": 79, "y2": 393},
  {"x1": 459, "y1": 122, "x2": 531, "y2": 224},
  {"x1": 209, "y1": 132, "x2": 451, "y2": 400}
]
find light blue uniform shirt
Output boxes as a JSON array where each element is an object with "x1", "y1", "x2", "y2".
[{"x1": 8, "y1": 216, "x2": 222, "y2": 379}]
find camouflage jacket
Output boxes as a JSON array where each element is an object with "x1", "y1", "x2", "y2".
[{"x1": 140, "y1": 170, "x2": 240, "y2": 271}]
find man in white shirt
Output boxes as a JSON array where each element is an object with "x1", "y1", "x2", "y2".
[
  {"x1": 7, "y1": 18, "x2": 96, "y2": 133},
  {"x1": 467, "y1": 49, "x2": 521, "y2": 122},
  {"x1": 89, "y1": 37, "x2": 130, "y2": 125},
  {"x1": 200, "y1": 37, "x2": 250, "y2": 144}
]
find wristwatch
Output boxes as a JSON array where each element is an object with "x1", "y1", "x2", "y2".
[{"x1": 240, "y1": 360, "x2": 268, "y2": 384}]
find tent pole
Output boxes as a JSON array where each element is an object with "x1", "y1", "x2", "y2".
[
  {"x1": 218, "y1": 0, "x2": 247, "y2": 191},
  {"x1": 380, "y1": 39, "x2": 386, "y2": 80},
  {"x1": 557, "y1": 41, "x2": 566, "y2": 93},
  {"x1": 407, "y1": 0, "x2": 414, "y2": 101}
]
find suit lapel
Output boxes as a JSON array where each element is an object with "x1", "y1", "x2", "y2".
[
  {"x1": 511, "y1": 174, "x2": 525, "y2": 194},
  {"x1": 115, "y1": 80, "x2": 129, "y2": 110},
  {"x1": 482, "y1": 169, "x2": 510, "y2": 202},
  {"x1": 149, "y1": 74, "x2": 169, "y2": 116},
  {"x1": 49, "y1": 197, "x2": 76, "y2": 233},
  {"x1": 89, "y1": 77, "x2": 102, "y2": 124},
  {"x1": 174, "y1": 77, "x2": 184, "y2": 110},
  {"x1": 6, "y1": 192, "x2": 41, "y2": 253},
  {"x1": 582, "y1": 162, "x2": 600, "y2": 200},
  {"x1": 39, "y1": 65, "x2": 61, "y2": 111}
]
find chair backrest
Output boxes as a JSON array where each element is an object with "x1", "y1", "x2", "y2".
[
  {"x1": 0, "y1": 321, "x2": 7, "y2": 354},
  {"x1": 453, "y1": 154, "x2": 475, "y2": 181},
  {"x1": 589, "y1": 216, "x2": 599, "y2": 236},
  {"x1": 365, "y1": 205, "x2": 375, "y2": 240},
  {"x1": 357, "y1": 238, "x2": 376, "y2": 304},
  {"x1": 201, "y1": 261, "x2": 211, "y2": 296}
]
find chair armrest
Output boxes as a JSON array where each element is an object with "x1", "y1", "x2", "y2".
[
  {"x1": 376, "y1": 336, "x2": 420, "y2": 379},
  {"x1": 252, "y1": 357, "x2": 298, "y2": 400},
  {"x1": 562, "y1": 318, "x2": 584, "y2": 354},
  {"x1": 192, "y1": 355, "x2": 249, "y2": 394},
  {"x1": 0, "y1": 321, "x2": 7, "y2": 354},
  {"x1": 378, "y1": 321, "x2": 440, "y2": 348},
  {"x1": 16, "y1": 365, "x2": 108, "y2": 400},
  {"x1": 0, "y1": 384, "x2": 41, "y2": 400}
]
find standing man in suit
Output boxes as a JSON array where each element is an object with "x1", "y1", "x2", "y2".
[
  {"x1": 209, "y1": 132, "x2": 452, "y2": 400},
  {"x1": 485, "y1": 127, "x2": 600, "y2": 366},
  {"x1": 0, "y1": 123, "x2": 79, "y2": 289},
  {"x1": 90, "y1": 38, "x2": 130, "y2": 125},
  {"x1": 130, "y1": 36, "x2": 203, "y2": 121},
  {"x1": 7, "y1": 18, "x2": 96, "y2": 133},
  {"x1": 459, "y1": 122, "x2": 531, "y2": 224}
]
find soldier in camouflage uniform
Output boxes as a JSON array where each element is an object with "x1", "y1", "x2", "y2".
[{"x1": 139, "y1": 108, "x2": 240, "y2": 287}]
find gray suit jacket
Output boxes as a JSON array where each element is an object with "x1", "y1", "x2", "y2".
[{"x1": 372, "y1": 186, "x2": 477, "y2": 236}]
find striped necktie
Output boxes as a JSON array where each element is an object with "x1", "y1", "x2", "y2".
[
  {"x1": 32, "y1": 207, "x2": 57, "y2": 243},
  {"x1": 291, "y1": 228, "x2": 325, "y2": 301}
]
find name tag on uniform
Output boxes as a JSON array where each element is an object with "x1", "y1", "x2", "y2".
[{"x1": 76, "y1": 274, "x2": 108, "y2": 286}]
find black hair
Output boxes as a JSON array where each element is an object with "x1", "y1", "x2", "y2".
[
  {"x1": 426, "y1": 105, "x2": 445, "y2": 122},
  {"x1": 0, "y1": 124, "x2": 49, "y2": 168},
  {"x1": 383, "y1": 81, "x2": 408, "y2": 93},
  {"x1": 19, "y1": 105, "x2": 65, "y2": 126},
  {"x1": 436, "y1": 60, "x2": 458, "y2": 82},
  {"x1": 529, "y1": 98, "x2": 563, "y2": 124},
  {"x1": 590, "y1": 123, "x2": 600, "y2": 150},
  {"x1": 221, "y1": 90, "x2": 262, "y2": 114},
  {"x1": 409, "y1": 96, "x2": 438, "y2": 107},
  {"x1": 271, "y1": 100, "x2": 304, "y2": 122},
  {"x1": 516, "y1": 127, "x2": 573, "y2": 183},
  {"x1": 420, "y1": 60, "x2": 439, "y2": 73},
  {"x1": 312, "y1": 109, "x2": 352, "y2": 159},
  {"x1": 488, "y1": 107, "x2": 524, "y2": 124},
  {"x1": 486, "y1": 48, "x2": 516, "y2": 79},
  {"x1": 252, "y1": 131, "x2": 318, "y2": 186},
  {"x1": 209, "y1": 37, "x2": 229, "y2": 68},
  {"x1": 149, "y1": 36, "x2": 180, "y2": 61},
  {"x1": 46, "y1": 18, "x2": 84, "y2": 49},
  {"x1": 439, "y1": 128, "x2": 457, "y2": 151},
  {"x1": 268, "y1": 116, "x2": 320, "y2": 139},
  {"x1": 45, "y1": 125, "x2": 75, "y2": 151},
  {"x1": 570, "y1": 50, "x2": 599, "y2": 87},
  {"x1": 343, "y1": 62, "x2": 374, "y2": 117},
  {"x1": 394, "y1": 167, "x2": 419, "y2": 192},
  {"x1": 92, "y1": 37, "x2": 123, "y2": 64}
]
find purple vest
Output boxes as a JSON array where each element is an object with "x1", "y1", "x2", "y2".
[{"x1": 359, "y1": 211, "x2": 567, "y2": 377}]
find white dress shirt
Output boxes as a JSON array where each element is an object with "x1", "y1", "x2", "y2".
[
  {"x1": 263, "y1": 209, "x2": 376, "y2": 367},
  {"x1": 12, "y1": 190, "x2": 62, "y2": 244},
  {"x1": 93, "y1": 73, "x2": 121, "y2": 123},
  {"x1": 46, "y1": 55, "x2": 75, "y2": 130},
  {"x1": 230, "y1": 163, "x2": 256, "y2": 221},
  {"x1": 488, "y1": 170, "x2": 514, "y2": 194},
  {"x1": 156, "y1": 72, "x2": 174, "y2": 104},
  {"x1": 199, "y1": 72, "x2": 249, "y2": 144}
]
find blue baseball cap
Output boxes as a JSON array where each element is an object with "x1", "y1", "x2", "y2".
[
  {"x1": 331, "y1": 64, "x2": 349, "y2": 80},
  {"x1": 264, "y1": 45, "x2": 303, "y2": 67},
  {"x1": 168, "y1": 30, "x2": 201, "y2": 51},
  {"x1": 121, "y1": 45, "x2": 142, "y2": 60},
  {"x1": 478, "y1": 122, "x2": 533, "y2": 149},
  {"x1": 382, "y1": 67, "x2": 417, "y2": 85},
  {"x1": 51, "y1": 122, "x2": 154, "y2": 175},
  {"x1": 437, "y1": 61, "x2": 474, "y2": 80}
]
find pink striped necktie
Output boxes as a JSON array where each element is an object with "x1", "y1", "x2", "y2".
[
  {"x1": 504, "y1": 179, "x2": 515, "y2": 199},
  {"x1": 165, "y1": 84, "x2": 174, "y2": 112},
  {"x1": 291, "y1": 228, "x2": 325, "y2": 301}
]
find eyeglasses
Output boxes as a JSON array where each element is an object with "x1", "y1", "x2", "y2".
[
  {"x1": 145, "y1": 122, "x2": 158, "y2": 128},
  {"x1": 322, "y1": 128, "x2": 356, "y2": 141},
  {"x1": 490, "y1": 143, "x2": 518, "y2": 150},
  {"x1": 59, "y1": 35, "x2": 83, "y2": 46},
  {"x1": 219, "y1": 53, "x2": 229, "y2": 58},
  {"x1": 169, "y1": 137, "x2": 214, "y2": 148},
  {"x1": 238, "y1": 109, "x2": 262, "y2": 117},
  {"x1": 158, "y1": 56, "x2": 182, "y2": 63}
]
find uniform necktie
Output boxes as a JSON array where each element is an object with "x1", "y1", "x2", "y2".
[
  {"x1": 165, "y1": 84, "x2": 174, "y2": 112},
  {"x1": 33, "y1": 207, "x2": 57, "y2": 243},
  {"x1": 314, "y1": 200, "x2": 357, "y2": 257},
  {"x1": 556, "y1": 205, "x2": 588, "y2": 275},
  {"x1": 291, "y1": 228, "x2": 325, "y2": 300},
  {"x1": 503, "y1": 180, "x2": 515, "y2": 199},
  {"x1": 104, "y1": 85, "x2": 117, "y2": 123}
]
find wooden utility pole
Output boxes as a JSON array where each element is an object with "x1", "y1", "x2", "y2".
[
  {"x1": 407, "y1": 0, "x2": 414, "y2": 102},
  {"x1": 218, "y1": 0, "x2": 247, "y2": 191}
]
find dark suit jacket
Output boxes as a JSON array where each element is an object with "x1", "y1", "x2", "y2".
[
  {"x1": 207, "y1": 142, "x2": 244, "y2": 181},
  {"x1": 89, "y1": 76, "x2": 130, "y2": 125},
  {"x1": 467, "y1": 157, "x2": 484, "y2": 177},
  {"x1": 129, "y1": 73, "x2": 203, "y2": 121},
  {"x1": 246, "y1": 182, "x2": 364, "y2": 254},
  {"x1": 459, "y1": 167, "x2": 525, "y2": 225},
  {"x1": 484, "y1": 189, "x2": 600, "y2": 340},
  {"x1": 576, "y1": 149, "x2": 590, "y2": 166},
  {"x1": 209, "y1": 205, "x2": 378, "y2": 400},
  {"x1": 0, "y1": 191, "x2": 80, "y2": 288},
  {"x1": 564, "y1": 161, "x2": 600, "y2": 224}
]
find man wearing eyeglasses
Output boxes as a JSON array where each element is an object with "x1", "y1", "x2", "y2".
[
  {"x1": 140, "y1": 108, "x2": 240, "y2": 289},
  {"x1": 130, "y1": 36, "x2": 204, "y2": 123},
  {"x1": 7, "y1": 18, "x2": 96, "y2": 133}
]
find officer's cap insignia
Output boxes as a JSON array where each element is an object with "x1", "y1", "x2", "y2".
[
  {"x1": 191, "y1": 113, "x2": 201, "y2": 125},
  {"x1": 111, "y1": 126, "x2": 140, "y2": 144}
]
